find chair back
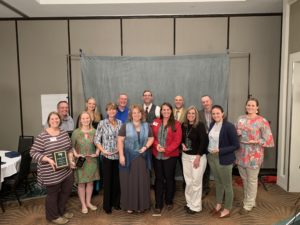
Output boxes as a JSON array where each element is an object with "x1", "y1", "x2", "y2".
[
  {"x1": 17, "y1": 149, "x2": 32, "y2": 185},
  {"x1": 18, "y1": 136, "x2": 34, "y2": 154}
]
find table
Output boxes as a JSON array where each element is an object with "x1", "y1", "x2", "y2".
[{"x1": 0, "y1": 150, "x2": 22, "y2": 189}]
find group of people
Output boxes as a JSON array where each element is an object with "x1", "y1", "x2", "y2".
[{"x1": 30, "y1": 91, "x2": 274, "y2": 224}]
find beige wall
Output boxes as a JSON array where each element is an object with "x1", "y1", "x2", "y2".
[
  {"x1": 0, "y1": 16, "x2": 282, "y2": 165},
  {"x1": 17, "y1": 20, "x2": 69, "y2": 136},
  {"x1": 289, "y1": 0, "x2": 300, "y2": 53},
  {"x1": 176, "y1": 17, "x2": 227, "y2": 54},
  {"x1": 230, "y1": 16, "x2": 282, "y2": 168},
  {"x1": 0, "y1": 21, "x2": 20, "y2": 150},
  {"x1": 123, "y1": 18, "x2": 174, "y2": 56},
  {"x1": 69, "y1": 19, "x2": 121, "y2": 121}
]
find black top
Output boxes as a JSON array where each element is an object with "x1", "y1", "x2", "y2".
[{"x1": 181, "y1": 122, "x2": 208, "y2": 156}]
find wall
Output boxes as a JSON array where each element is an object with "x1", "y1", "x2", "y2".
[
  {"x1": 0, "y1": 16, "x2": 281, "y2": 168},
  {"x1": 289, "y1": 0, "x2": 300, "y2": 53},
  {"x1": 0, "y1": 21, "x2": 20, "y2": 150}
]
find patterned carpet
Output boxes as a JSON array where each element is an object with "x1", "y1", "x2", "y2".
[{"x1": 1, "y1": 179, "x2": 300, "y2": 225}]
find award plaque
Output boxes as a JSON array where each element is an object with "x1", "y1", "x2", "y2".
[
  {"x1": 185, "y1": 137, "x2": 192, "y2": 151},
  {"x1": 53, "y1": 150, "x2": 69, "y2": 169}
]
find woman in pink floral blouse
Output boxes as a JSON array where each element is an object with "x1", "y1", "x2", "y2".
[{"x1": 235, "y1": 98, "x2": 274, "y2": 215}]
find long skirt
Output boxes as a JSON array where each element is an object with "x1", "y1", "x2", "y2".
[{"x1": 119, "y1": 156, "x2": 151, "y2": 211}]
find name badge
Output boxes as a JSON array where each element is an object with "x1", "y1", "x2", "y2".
[
  {"x1": 153, "y1": 122, "x2": 158, "y2": 126},
  {"x1": 50, "y1": 137, "x2": 57, "y2": 142}
]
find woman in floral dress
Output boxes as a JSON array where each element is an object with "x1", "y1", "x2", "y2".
[
  {"x1": 236, "y1": 98, "x2": 274, "y2": 215},
  {"x1": 72, "y1": 111, "x2": 100, "y2": 214}
]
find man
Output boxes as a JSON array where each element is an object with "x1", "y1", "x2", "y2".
[
  {"x1": 173, "y1": 95, "x2": 186, "y2": 124},
  {"x1": 47, "y1": 100, "x2": 74, "y2": 132},
  {"x1": 142, "y1": 90, "x2": 160, "y2": 123},
  {"x1": 173, "y1": 95, "x2": 186, "y2": 189},
  {"x1": 116, "y1": 93, "x2": 129, "y2": 123},
  {"x1": 199, "y1": 95, "x2": 213, "y2": 197}
]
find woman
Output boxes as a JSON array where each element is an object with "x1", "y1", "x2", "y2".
[
  {"x1": 118, "y1": 104, "x2": 154, "y2": 213},
  {"x1": 181, "y1": 106, "x2": 208, "y2": 214},
  {"x1": 94, "y1": 102, "x2": 122, "y2": 214},
  {"x1": 207, "y1": 105, "x2": 239, "y2": 218},
  {"x1": 76, "y1": 97, "x2": 101, "y2": 129},
  {"x1": 85, "y1": 97, "x2": 101, "y2": 129},
  {"x1": 30, "y1": 112, "x2": 75, "y2": 225},
  {"x1": 71, "y1": 111, "x2": 100, "y2": 214},
  {"x1": 151, "y1": 102, "x2": 182, "y2": 214},
  {"x1": 235, "y1": 98, "x2": 274, "y2": 215}
]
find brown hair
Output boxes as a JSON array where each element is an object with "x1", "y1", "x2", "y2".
[
  {"x1": 47, "y1": 111, "x2": 62, "y2": 127},
  {"x1": 143, "y1": 90, "x2": 152, "y2": 96},
  {"x1": 128, "y1": 104, "x2": 146, "y2": 122},
  {"x1": 245, "y1": 97, "x2": 260, "y2": 115},
  {"x1": 211, "y1": 105, "x2": 227, "y2": 122},
  {"x1": 160, "y1": 102, "x2": 176, "y2": 132},
  {"x1": 56, "y1": 100, "x2": 68, "y2": 109}
]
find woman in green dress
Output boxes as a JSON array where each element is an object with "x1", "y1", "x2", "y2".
[{"x1": 72, "y1": 111, "x2": 100, "y2": 214}]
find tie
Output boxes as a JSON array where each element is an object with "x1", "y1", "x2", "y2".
[
  {"x1": 145, "y1": 107, "x2": 149, "y2": 116},
  {"x1": 175, "y1": 110, "x2": 179, "y2": 120}
]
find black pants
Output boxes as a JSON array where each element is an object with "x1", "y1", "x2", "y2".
[
  {"x1": 153, "y1": 157, "x2": 177, "y2": 209},
  {"x1": 102, "y1": 157, "x2": 120, "y2": 212},
  {"x1": 45, "y1": 173, "x2": 74, "y2": 221},
  {"x1": 203, "y1": 163, "x2": 211, "y2": 193}
]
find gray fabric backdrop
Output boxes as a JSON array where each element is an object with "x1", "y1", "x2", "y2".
[{"x1": 80, "y1": 54, "x2": 229, "y2": 116}]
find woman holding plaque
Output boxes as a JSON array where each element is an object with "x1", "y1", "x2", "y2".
[
  {"x1": 181, "y1": 106, "x2": 208, "y2": 214},
  {"x1": 71, "y1": 111, "x2": 100, "y2": 214},
  {"x1": 207, "y1": 105, "x2": 239, "y2": 218},
  {"x1": 94, "y1": 102, "x2": 122, "y2": 214},
  {"x1": 151, "y1": 102, "x2": 182, "y2": 215},
  {"x1": 118, "y1": 104, "x2": 154, "y2": 213},
  {"x1": 30, "y1": 112, "x2": 75, "y2": 225},
  {"x1": 235, "y1": 98, "x2": 274, "y2": 215}
]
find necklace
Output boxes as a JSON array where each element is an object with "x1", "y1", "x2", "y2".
[{"x1": 186, "y1": 124, "x2": 193, "y2": 137}]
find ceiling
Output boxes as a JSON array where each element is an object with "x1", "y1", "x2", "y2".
[{"x1": 0, "y1": 0, "x2": 283, "y2": 18}]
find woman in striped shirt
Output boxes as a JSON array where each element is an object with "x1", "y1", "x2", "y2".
[{"x1": 30, "y1": 112, "x2": 75, "y2": 225}]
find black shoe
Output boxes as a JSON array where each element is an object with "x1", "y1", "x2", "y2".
[
  {"x1": 152, "y1": 208, "x2": 161, "y2": 216},
  {"x1": 104, "y1": 209, "x2": 112, "y2": 214},
  {"x1": 184, "y1": 205, "x2": 189, "y2": 211},
  {"x1": 186, "y1": 208, "x2": 196, "y2": 214},
  {"x1": 167, "y1": 204, "x2": 173, "y2": 210},
  {"x1": 113, "y1": 206, "x2": 121, "y2": 210}
]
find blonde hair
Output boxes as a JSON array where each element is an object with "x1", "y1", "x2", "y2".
[
  {"x1": 105, "y1": 102, "x2": 117, "y2": 111},
  {"x1": 128, "y1": 104, "x2": 145, "y2": 122},
  {"x1": 78, "y1": 111, "x2": 93, "y2": 129},
  {"x1": 85, "y1": 97, "x2": 101, "y2": 122},
  {"x1": 183, "y1": 105, "x2": 200, "y2": 128}
]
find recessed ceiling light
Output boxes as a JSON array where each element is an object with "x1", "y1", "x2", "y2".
[{"x1": 36, "y1": 0, "x2": 246, "y2": 4}]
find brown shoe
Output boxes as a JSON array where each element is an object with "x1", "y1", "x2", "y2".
[{"x1": 52, "y1": 217, "x2": 69, "y2": 225}]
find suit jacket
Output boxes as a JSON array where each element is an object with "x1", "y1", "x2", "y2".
[
  {"x1": 173, "y1": 108, "x2": 186, "y2": 124},
  {"x1": 199, "y1": 109, "x2": 209, "y2": 132},
  {"x1": 208, "y1": 121, "x2": 240, "y2": 165}
]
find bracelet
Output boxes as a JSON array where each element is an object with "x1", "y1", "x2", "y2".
[{"x1": 144, "y1": 145, "x2": 148, "y2": 149}]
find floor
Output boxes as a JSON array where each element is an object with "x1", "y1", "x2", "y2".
[{"x1": 0, "y1": 180, "x2": 299, "y2": 225}]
